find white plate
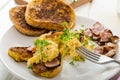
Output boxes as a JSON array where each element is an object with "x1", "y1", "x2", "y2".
[
  {"x1": 0, "y1": 0, "x2": 10, "y2": 11},
  {"x1": 0, "y1": 16, "x2": 120, "y2": 80}
]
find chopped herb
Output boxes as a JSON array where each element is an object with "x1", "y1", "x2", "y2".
[
  {"x1": 75, "y1": 34, "x2": 80, "y2": 39},
  {"x1": 65, "y1": 45, "x2": 70, "y2": 55},
  {"x1": 69, "y1": 61, "x2": 74, "y2": 65},
  {"x1": 61, "y1": 21, "x2": 68, "y2": 28},
  {"x1": 73, "y1": 56, "x2": 85, "y2": 62},
  {"x1": 79, "y1": 56, "x2": 85, "y2": 62},
  {"x1": 34, "y1": 39, "x2": 49, "y2": 62},
  {"x1": 72, "y1": 0, "x2": 77, "y2": 3},
  {"x1": 34, "y1": 39, "x2": 49, "y2": 52},
  {"x1": 60, "y1": 28, "x2": 80, "y2": 42},
  {"x1": 28, "y1": 65, "x2": 33, "y2": 69},
  {"x1": 34, "y1": 39, "x2": 40, "y2": 45},
  {"x1": 34, "y1": 39, "x2": 49, "y2": 46},
  {"x1": 80, "y1": 25, "x2": 85, "y2": 34},
  {"x1": 43, "y1": 55, "x2": 48, "y2": 60},
  {"x1": 82, "y1": 40, "x2": 88, "y2": 46},
  {"x1": 81, "y1": 30, "x2": 85, "y2": 34},
  {"x1": 88, "y1": 37, "x2": 92, "y2": 40},
  {"x1": 60, "y1": 28, "x2": 71, "y2": 41},
  {"x1": 81, "y1": 24, "x2": 85, "y2": 28},
  {"x1": 89, "y1": 41, "x2": 97, "y2": 47},
  {"x1": 71, "y1": 32, "x2": 80, "y2": 39}
]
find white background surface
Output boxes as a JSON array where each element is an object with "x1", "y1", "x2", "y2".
[{"x1": 0, "y1": 0, "x2": 120, "y2": 80}]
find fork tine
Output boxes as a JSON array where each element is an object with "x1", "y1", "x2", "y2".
[
  {"x1": 76, "y1": 46, "x2": 118, "y2": 64},
  {"x1": 77, "y1": 48, "x2": 99, "y2": 60},
  {"x1": 76, "y1": 49, "x2": 99, "y2": 63},
  {"x1": 81, "y1": 46, "x2": 101, "y2": 58}
]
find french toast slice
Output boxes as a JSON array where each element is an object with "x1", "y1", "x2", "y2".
[
  {"x1": 9, "y1": 5, "x2": 48, "y2": 36},
  {"x1": 8, "y1": 47, "x2": 35, "y2": 62},
  {"x1": 25, "y1": 0, "x2": 75, "y2": 31}
]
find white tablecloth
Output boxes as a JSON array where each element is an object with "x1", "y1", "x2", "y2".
[{"x1": 0, "y1": 0, "x2": 120, "y2": 80}]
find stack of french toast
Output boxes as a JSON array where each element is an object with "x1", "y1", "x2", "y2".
[{"x1": 10, "y1": 0, "x2": 75, "y2": 36}]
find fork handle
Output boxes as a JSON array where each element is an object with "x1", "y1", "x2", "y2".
[{"x1": 112, "y1": 60, "x2": 120, "y2": 64}]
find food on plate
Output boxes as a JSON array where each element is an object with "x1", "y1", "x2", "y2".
[
  {"x1": 35, "y1": 29, "x2": 85, "y2": 61},
  {"x1": 27, "y1": 39, "x2": 62, "y2": 78},
  {"x1": 59, "y1": 28, "x2": 85, "y2": 61},
  {"x1": 8, "y1": 47, "x2": 35, "y2": 62},
  {"x1": 26, "y1": 28, "x2": 85, "y2": 77},
  {"x1": 9, "y1": 5, "x2": 48, "y2": 36},
  {"x1": 85, "y1": 22, "x2": 119, "y2": 57},
  {"x1": 8, "y1": 26, "x2": 86, "y2": 78},
  {"x1": 25, "y1": 0, "x2": 75, "y2": 30},
  {"x1": 8, "y1": 22, "x2": 119, "y2": 78}
]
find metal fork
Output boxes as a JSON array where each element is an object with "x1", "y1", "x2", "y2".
[{"x1": 76, "y1": 46, "x2": 120, "y2": 64}]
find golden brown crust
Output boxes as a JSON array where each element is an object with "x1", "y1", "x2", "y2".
[
  {"x1": 25, "y1": 0, "x2": 75, "y2": 31},
  {"x1": 32, "y1": 61, "x2": 62, "y2": 78},
  {"x1": 40, "y1": 65, "x2": 62, "y2": 78},
  {"x1": 9, "y1": 5, "x2": 48, "y2": 36},
  {"x1": 14, "y1": 0, "x2": 28, "y2": 5}
]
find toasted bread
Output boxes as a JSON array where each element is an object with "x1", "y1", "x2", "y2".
[
  {"x1": 8, "y1": 46, "x2": 62, "y2": 78},
  {"x1": 32, "y1": 54, "x2": 62, "y2": 78},
  {"x1": 8, "y1": 47, "x2": 34, "y2": 62},
  {"x1": 34, "y1": 64, "x2": 62, "y2": 78},
  {"x1": 9, "y1": 5, "x2": 48, "y2": 36},
  {"x1": 25, "y1": 0, "x2": 75, "y2": 31},
  {"x1": 14, "y1": 0, "x2": 29, "y2": 5}
]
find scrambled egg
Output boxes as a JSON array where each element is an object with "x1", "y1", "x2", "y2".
[
  {"x1": 60, "y1": 38, "x2": 82, "y2": 61},
  {"x1": 27, "y1": 40, "x2": 59, "y2": 67},
  {"x1": 28, "y1": 29, "x2": 85, "y2": 67},
  {"x1": 27, "y1": 28, "x2": 96, "y2": 67}
]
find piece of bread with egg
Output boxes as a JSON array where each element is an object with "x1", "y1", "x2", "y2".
[
  {"x1": 27, "y1": 39, "x2": 62, "y2": 78},
  {"x1": 9, "y1": 5, "x2": 48, "y2": 36},
  {"x1": 25, "y1": 0, "x2": 75, "y2": 31}
]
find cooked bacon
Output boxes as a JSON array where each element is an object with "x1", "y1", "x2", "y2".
[
  {"x1": 32, "y1": 54, "x2": 61, "y2": 74},
  {"x1": 92, "y1": 22, "x2": 105, "y2": 35},
  {"x1": 45, "y1": 58, "x2": 60, "y2": 68},
  {"x1": 33, "y1": 63, "x2": 47, "y2": 74},
  {"x1": 104, "y1": 42, "x2": 118, "y2": 51},
  {"x1": 106, "y1": 42, "x2": 117, "y2": 48},
  {"x1": 105, "y1": 49, "x2": 116, "y2": 57},
  {"x1": 10, "y1": 47, "x2": 34, "y2": 58},
  {"x1": 80, "y1": 35, "x2": 85, "y2": 42},
  {"x1": 100, "y1": 29, "x2": 113, "y2": 42},
  {"x1": 94, "y1": 46, "x2": 104, "y2": 54},
  {"x1": 92, "y1": 35, "x2": 100, "y2": 40},
  {"x1": 85, "y1": 28, "x2": 92, "y2": 37},
  {"x1": 98, "y1": 42, "x2": 106, "y2": 46},
  {"x1": 110, "y1": 36, "x2": 119, "y2": 43},
  {"x1": 84, "y1": 22, "x2": 119, "y2": 57},
  {"x1": 27, "y1": 46, "x2": 36, "y2": 53}
]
